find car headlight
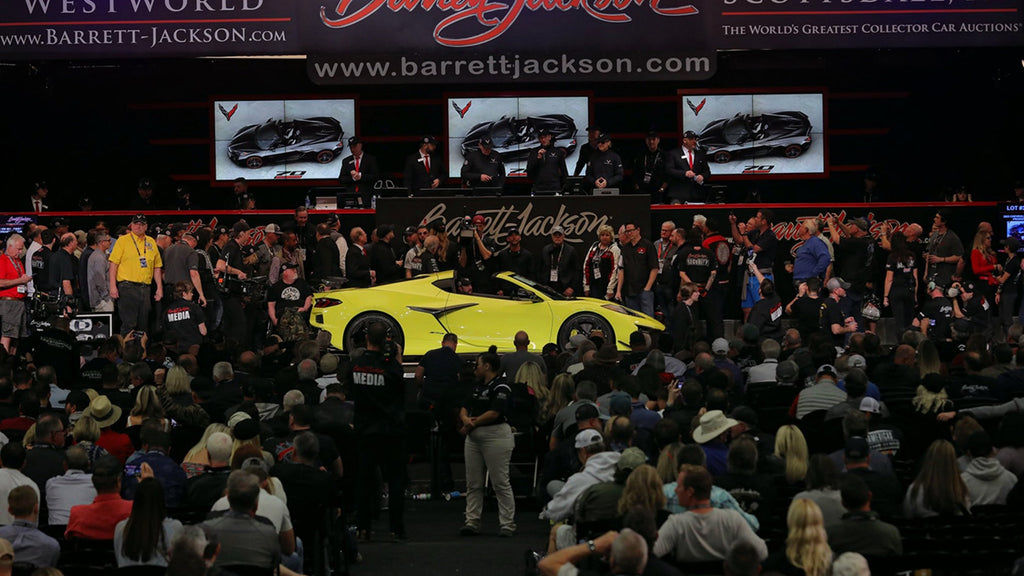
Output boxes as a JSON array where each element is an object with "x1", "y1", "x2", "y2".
[{"x1": 602, "y1": 304, "x2": 638, "y2": 317}]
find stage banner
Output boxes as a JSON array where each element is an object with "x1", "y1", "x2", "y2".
[
  {"x1": 0, "y1": 0, "x2": 298, "y2": 59},
  {"x1": 712, "y1": 0, "x2": 1024, "y2": 49},
  {"x1": 375, "y1": 195, "x2": 652, "y2": 255}
]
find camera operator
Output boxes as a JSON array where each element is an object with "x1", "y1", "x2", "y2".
[
  {"x1": 458, "y1": 215, "x2": 495, "y2": 293},
  {"x1": 950, "y1": 281, "x2": 992, "y2": 339},
  {"x1": 215, "y1": 221, "x2": 255, "y2": 347}
]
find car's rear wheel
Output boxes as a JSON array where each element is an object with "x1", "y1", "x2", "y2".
[
  {"x1": 343, "y1": 312, "x2": 404, "y2": 353},
  {"x1": 712, "y1": 150, "x2": 732, "y2": 163},
  {"x1": 316, "y1": 150, "x2": 335, "y2": 164},
  {"x1": 783, "y1": 144, "x2": 804, "y2": 158},
  {"x1": 246, "y1": 156, "x2": 264, "y2": 169},
  {"x1": 557, "y1": 313, "x2": 615, "y2": 350}
]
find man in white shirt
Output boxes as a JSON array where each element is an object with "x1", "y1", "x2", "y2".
[
  {"x1": 45, "y1": 446, "x2": 96, "y2": 526},
  {"x1": 0, "y1": 443, "x2": 40, "y2": 526},
  {"x1": 747, "y1": 339, "x2": 781, "y2": 385}
]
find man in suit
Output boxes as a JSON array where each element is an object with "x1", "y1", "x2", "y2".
[
  {"x1": 665, "y1": 130, "x2": 710, "y2": 204},
  {"x1": 28, "y1": 181, "x2": 49, "y2": 213},
  {"x1": 345, "y1": 227, "x2": 373, "y2": 288},
  {"x1": 404, "y1": 136, "x2": 441, "y2": 195},
  {"x1": 339, "y1": 136, "x2": 379, "y2": 207}
]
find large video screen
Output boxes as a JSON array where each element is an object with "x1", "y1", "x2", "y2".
[
  {"x1": 213, "y1": 98, "x2": 356, "y2": 182},
  {"x1": 680, "y1": 92, "x2": 825, "y2": 176},
  {"x1": 447, "y1": 96, "x2": 589, "y2": 178}
]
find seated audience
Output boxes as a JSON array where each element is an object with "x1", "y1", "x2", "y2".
[
  {"x1": 827, "y1": 475, "x2": 902, "y2": 558},
  {"x1": 961, "y1": 430, "x2": 1018, "y2": 505},
  {"x1": 114, "y1": 476, "x2": 183, "y2": 567},
  {"x1": 0, "y1": 485, "x2": 60, "y2": 567},
  {"x1": 184, "y1": 431, "x2": 233, "y2": 512},
  {"x1": 201, "y1": 470, "x2": 281, "y2": 572},
  {"x1": 45, "y1": 446, "x2": 96, "y2": 526},
  {"x1": 0, "y1": 443, "x2": 39, "y2": 526},
  {"x1": 903, "y1": 439, "x2": 971, "y2": 517},
  {"x1": 66, "y1": 454, "x2": 134, "y2": 540}
]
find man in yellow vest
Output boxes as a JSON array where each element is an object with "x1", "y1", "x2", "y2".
[{"x1": 108, "y1": 213, "x2": 164, "y2": 334}]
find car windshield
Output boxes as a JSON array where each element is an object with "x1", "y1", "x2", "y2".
[
  {"x1": 256, "y1": 120, "x2": 281, "y2": 150},
  {"x1": 505, "y1": 273, "x2": 567, "y2": 300},
  {"x1": 722, "y1": 116, "x2": 751, "y2": 145},
  {"x1": 490, "y1": 119, "x2": 514, "y2": 148}
]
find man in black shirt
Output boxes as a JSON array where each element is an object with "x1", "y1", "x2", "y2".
[
  {"x1": 786, "y1": 278, "x2": 824, "y2": 341},
  {"x1": 312, "y1": 223, "x2": 341, "y2": 281},
  {"x1": 461, "y1": 137, "x2": 506, "y2": 190},
  {"x1": 216, "y1": 220, "x2": 254, "y2": 347},
  {"x1": 633, "y1": 131, "x2": 668, "y2": 201},
  {"x1": 162, "y1": 282, "x2": 207, "y2": 353},
  {"x1": 350, "y1": 322, "x2": 407, "y2": 541},
  {"x1": 616, "y1": 222, "x2": 658, "y2": 317},
  {"x1": 369, "y1": 225, "x2": 404, "y2": 285},
  {"x1": 30, "y1": 229, "x2": 56, "y2": 295},
  {"x1": 494, "y1": 227, "x2": 536, "y2": 281},
  {"x1": 821, "y1": 277, "x2": 857, "y2": 348},
  {"x1": 951, "y1": 281, "x2": 992, "y2": 339},
  {"x1": 829, "y1": 216, "x2": 876, "y2": 330},
  {"x1": 48, "y1": 233, "x2": 78, "y2": 306},
  {"x1": 572, "y1": 125, "x2": 601, "y2": 177},
  {"x1": 458, "y1": 215, "x2": 496, "y2": 293},
  {"x1": 267, "y1": 263, "x2": 313, "y2": 343},
  {"x1": 916, "y1": 283, "x2": 954, "y2": 341},
  {"x1": 583, "y1": 133, "x2": 624, "y2": 194},
  {"x1": 415, "y1": 333, "x2": 463, "y2": 494},
  {"x1": 526, "y1": 129, "x2": 568, "y2": 194},
  {"x1": 730, "y1": 210, "x2": 779, "y2": 322},
  {"x1": 540, "y1": 227, "x2": 580, "y2": 297}
]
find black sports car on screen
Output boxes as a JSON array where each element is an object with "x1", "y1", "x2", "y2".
[
  {"x1": 227, "y1": 117, "x2": 345, "y2": 169},
  {"x1": 698, "y1": 111, "x2": 812, "y2": 164},
  {"x1": 460, "y1": 115, "x2": 577, "y2": 161}
]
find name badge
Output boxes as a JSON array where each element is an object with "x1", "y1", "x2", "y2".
[
  {"x1": 658, "y1": 259, "x2": 665, "y2": 274},
  {"x1": 139, "y1": 257, "x2": 148, "y2": 268},
  {"x1": 550, "y1": 269, "x2": 559, "y2": 282},
  {"x1": 643, "y1": 173, "x2": 652, "y2": 184},
  {"x1": 16, "y1": 285, "x2": 26, "y2": 294}
]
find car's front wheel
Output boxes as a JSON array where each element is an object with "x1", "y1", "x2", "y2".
[
  {"x1": 783, "y1": 144, "x2": 804, "y2": 158},
  {"x1": 316, "y1": 150, "x2": 335, "y2": 164},
  {"x1": 245, "y1": 156, "x2": 264, "y2": 169},
  {"x1": 343, "y1": 312, "x2": 404, "y2": 353},
  {"x1": 712, "y1": 150, "x2": 732, "y2": 163},
  {"x1": 557, "y1": 313, "x2": 615, "y2": 350}
]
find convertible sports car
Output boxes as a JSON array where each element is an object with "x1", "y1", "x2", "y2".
[
  {"x1": 460, "y1": 115, "x2": 577, "y2": 162},
  {"x1": 309, "y1": 270, "x2": 664, "y2": 356},
  {"x1": 227, "y1": 117, "x2": 345, "y2": 169},
  {"x1": 698, "y1": 111, "x2": 812, "y2": 164}
]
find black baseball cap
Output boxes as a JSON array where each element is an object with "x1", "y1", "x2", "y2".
[
  {"x1": 348, "y1": 136, "x2": 362, "y2": 146},
  {"x1": 404, "y1": 226, "x2": 418, "y2": 236},
  {"x1": 683, "y1": 130, "x2": 699, "y2": 139},
  {"x1": 538, "y1": 128, "x2": 553, "y2": 137},
  {"x1": 646, "y1": 130, "x2": 659, "y2": 138},
  {"x1": 586, "y1": 125, "x2": 601, "y2": 132},
  {"x1": 596, "y1": 133, "x2": 611, "y2": 143},
  {"x1": 131, "y1": 213, "x2": 148, "y2": 224},
  {"x1": 421, "y1": 135, "x2": 437, "y2": 145},
  {"x1": 138, "y1": 178, "x2": 153, "y2": 189},
  {"x1": 479, "y1": 136, "x2": 493, "y2": 148},
  {"x1": 506, "y1": 226, "x2": 521, "y2": 236},
  {"x1": 33, "y1": 181, "x2": 47, "y2": 191}
]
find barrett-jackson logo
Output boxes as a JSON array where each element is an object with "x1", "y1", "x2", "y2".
[
  {"x1": 320, "y1": 0, "x2": 699, "y2": 47},
  {"x1": 417, "y1": 201, "x2": 611, "y2": 244}
]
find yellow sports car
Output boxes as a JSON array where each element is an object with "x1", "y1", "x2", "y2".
[{"x1": 310, "y1": 270, "x2": 664, "y2": 355}]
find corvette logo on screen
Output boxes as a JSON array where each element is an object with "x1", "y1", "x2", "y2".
[
  {"x1": 218, "y1": 103, "x2": 238, "y2": 121},
  {"x1": 452, "y1": 100, "x2": 472, "y2": 119},
  {"x1": 686, "y1": 98, "x2": 706, "y2": 116}
]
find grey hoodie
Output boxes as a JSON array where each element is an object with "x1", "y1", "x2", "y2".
[
  {"x1": 540, "y1": 450, "x2": 621, "y2": 522},
  {"x1": 961, "y1": 456, "x2": 1018, "y2": 505}
]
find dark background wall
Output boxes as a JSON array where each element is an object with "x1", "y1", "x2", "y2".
[{"x1": 1, "y1": 47, "x2": 1022, "y2": 211}]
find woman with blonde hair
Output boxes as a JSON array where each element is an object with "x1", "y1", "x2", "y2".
[
  {"x1": 514, "y1": 362, "x2": 550, "y2": 425},
  {"x1": 773, "y1": 425, "x2": 809, "y2": 486},
  {"x1": 904, "y1": 439, "x2": 970, "y2": 517},
  {"x1": 765, "y1": 499, "x2": 833, "y2": 576},
  {"x1": 181, "y1": 423, "x2": 231, "y2": 478},
  {"x1": 582, "y1": 224, "x2": 621, "y2": 300},
  {"x1": 71, "y1": 415, "x2": 111, "y2": 468},
  {"x1": 918, "y1": 339, "x2": 942, "y2": 379},
  {"x1": 164, "y1": 366, "x2": 193, "y2": 404},
  {"x1": 970, "y1": 229, "x2": 1000, "y2": 303},
  {"x1": 655, "y1": 442, "x2": 684, "y2": 484},
  {"x1": 128, "y1": 385, "x2": 167, "y2": 428},
  {"x1": 618, "y1": 464, "x2": 667, "y2": 519},
  {"x1": 542, "y1": 373, "x2": 574, "y2": 425}
]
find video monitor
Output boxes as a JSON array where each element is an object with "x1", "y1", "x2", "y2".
[
  {"x1": 447, "y1": 96, "x2": 589, "y2": 179},
  {"x1": 213, "y1": 98, "x2": 356, "y2": 182},
  {"x1": 680, "y1": 91, "x2": 825, "y2": 176}
]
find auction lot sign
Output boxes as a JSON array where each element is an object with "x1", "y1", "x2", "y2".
[{"x1": 0, "y1": 0, "x2": 297, "y2": 58}]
